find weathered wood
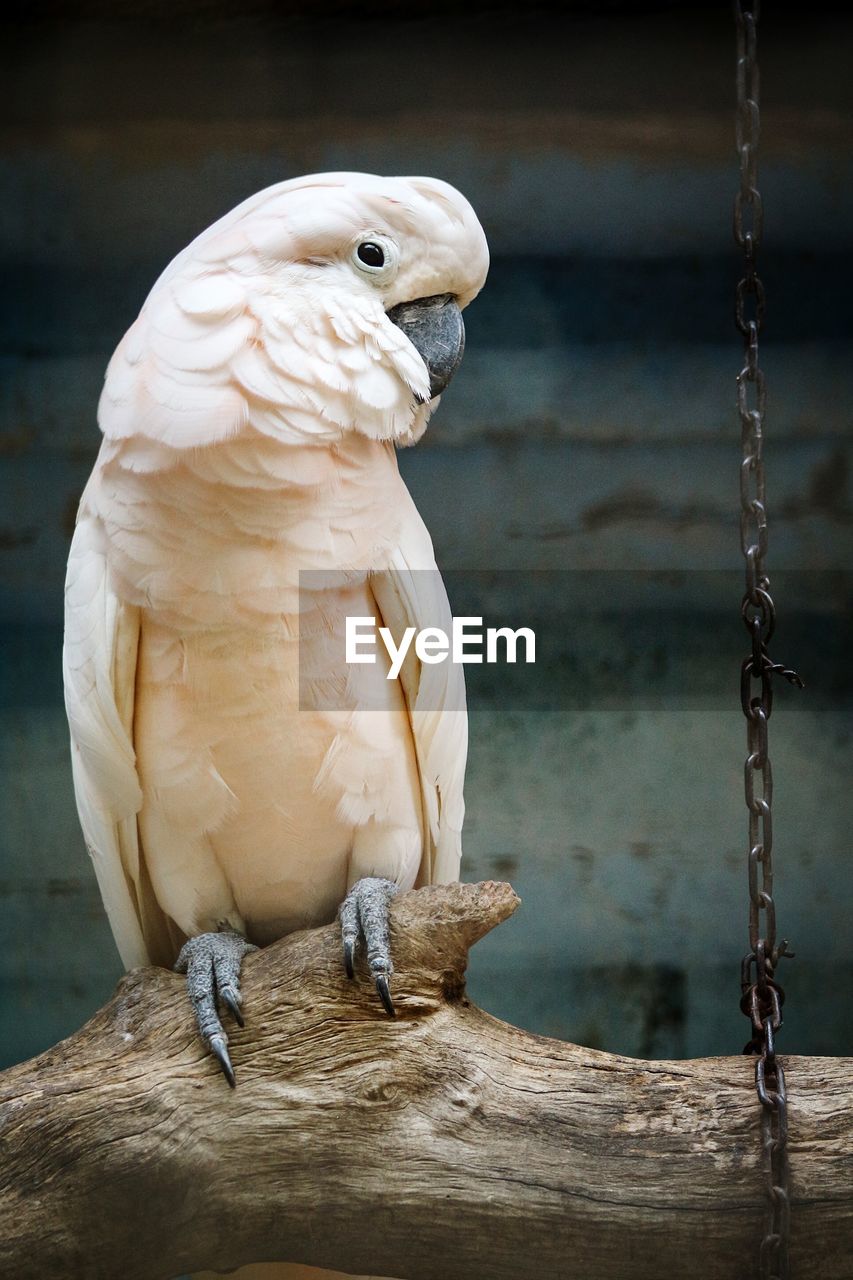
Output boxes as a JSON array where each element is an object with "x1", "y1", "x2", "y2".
[{"x1": 0, "y1": 881, "x2": 850, "y2": 1280}]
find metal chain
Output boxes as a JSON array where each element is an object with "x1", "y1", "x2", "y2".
[{"x1": 733, "y1": 4, "x2": 803, "y2": 1278}]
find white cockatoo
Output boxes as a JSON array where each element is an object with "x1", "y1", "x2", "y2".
[{"x1": 63, "y1": 172, "x2": 489, "y2": 1099}]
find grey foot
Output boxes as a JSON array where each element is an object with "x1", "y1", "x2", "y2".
[
  {"x1": 174, "y1": 929, "x2": 258, "y2": 1088},
  {"x1": 340, "y1": 876, "x2": 399, "y2": 1017}
]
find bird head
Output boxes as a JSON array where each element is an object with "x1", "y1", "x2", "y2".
[{"x1": 100, "y1": 173, "x2": 489, "y2": 450}]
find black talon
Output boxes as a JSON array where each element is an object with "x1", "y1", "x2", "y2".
[
  {"x1": 220, "y1": 986, "x2": 244, "y2": 1027},
  {"x1": 375, "y1": 973, "x2": 396, "y2": 1018},
  {"x1": 209, "y1": 1033, "x2": 236, "y2": 1088},
  {"x1": 343, "y1": 938, "x2": 355, "y2": 980}
]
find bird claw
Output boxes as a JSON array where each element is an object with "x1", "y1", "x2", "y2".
[
  {"x1": 219, "y1": 984, "x2": 245, "y2": 1027},
  {"x1": 174, "y1": 930, "x2": 257, "y2": 1086},
  {"x1": 209, "y1": 1033, "x2": 236, "y2": 1089},
  {"x1": 339, "y1": 876, "x2": 399, "y2": 1017},
  {"x1": 343, "y1": 937, "x2": 356, "y2": 981},
  {"x1": 374, "y1": 973, "x2": 396, "y2": 1019}
]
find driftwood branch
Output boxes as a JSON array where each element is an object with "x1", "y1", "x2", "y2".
[{"x1": 0, "y1": 881, "x2": 850, "y2": 1280}]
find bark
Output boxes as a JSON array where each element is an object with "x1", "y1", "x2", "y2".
[{"x1": 0, "y1": 881, "x2": 850, "y2": 1280}]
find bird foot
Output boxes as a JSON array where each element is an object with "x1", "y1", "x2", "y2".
[
  {"x1": 174, "y1": 928, "x2": 258, "y2": 1087},
  {"x1": 340, "y1": 876, "x2": 399, "y2": 1017}
]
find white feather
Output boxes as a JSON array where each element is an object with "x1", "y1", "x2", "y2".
[
  {"x1": 63, "y1": 512, "x2": 148, "y2": 967},
  {"x1": 370, "y1": 487, "x2": 467, "y2": 885},
  {"x1": 174, "y1": 274, "x2": 246, "y2": 320}
]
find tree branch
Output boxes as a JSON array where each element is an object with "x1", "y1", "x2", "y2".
[{"x1": 0, "y1": 881, "x2": 850, "y2": 1279}]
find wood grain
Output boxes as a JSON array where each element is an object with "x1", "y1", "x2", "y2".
[{"x1": 0, "y1": 881, "x2": 850, "y2": 1280}]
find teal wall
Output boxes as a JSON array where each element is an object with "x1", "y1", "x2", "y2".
[{"x1": 1, "y1": 6, "x2": 851, "y2": 1070}]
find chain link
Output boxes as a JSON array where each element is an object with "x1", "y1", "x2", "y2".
[{"x1": 733, "y1": 5, "x2": 803, "y2": 1278}]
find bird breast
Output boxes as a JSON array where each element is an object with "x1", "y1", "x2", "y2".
[{"x1": 107, "y1": 428, "x2": 425, "y2": 939}]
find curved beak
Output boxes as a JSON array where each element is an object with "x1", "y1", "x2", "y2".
[{"x1": 386, "y1": 292, "x2": 465, "y2": 400}]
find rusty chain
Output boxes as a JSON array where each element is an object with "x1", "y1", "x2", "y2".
[{"x1": 733, "y1": 4, "x2": 803, "y2": 1278}]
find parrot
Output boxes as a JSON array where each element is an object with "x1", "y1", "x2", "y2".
[{"x1": 62, "y1": 170, "x2": 489, "y2": 1116}]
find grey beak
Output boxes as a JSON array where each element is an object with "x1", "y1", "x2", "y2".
[{"x1": 386, "y1": 293, "x2": 465, "y2": 400}]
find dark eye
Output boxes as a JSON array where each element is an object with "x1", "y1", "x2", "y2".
[
  {"x1": 351, "y1": 235, "x2": 398, "y2": 280},
  {"x1": 356, "y1": 241, "x2": 385, "y2": 268}
]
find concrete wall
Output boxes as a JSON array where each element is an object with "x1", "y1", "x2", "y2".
[{"x1": 1, "y1": 6, "x2": 851, "y2": 1068}]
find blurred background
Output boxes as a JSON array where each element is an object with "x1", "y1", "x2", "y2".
[{"x1": 1, "y1": 1, "x2": 851, "y2": 1069}]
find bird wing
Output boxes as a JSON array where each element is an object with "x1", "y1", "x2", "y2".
[
  {"x1": 370, "y1": 485, "x2": 467, "y2": 886},
  {"x1": 63, "y1": 506, "x2": 150, "y2": 968}
]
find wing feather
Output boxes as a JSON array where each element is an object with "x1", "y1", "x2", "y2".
[
  {"x1": 63, "y1": 513, "x2": 150, "y2": 967},
  {"x1": 370, "y1": 490, "x2": 467, "y2": 886}
]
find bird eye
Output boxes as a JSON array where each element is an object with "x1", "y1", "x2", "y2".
[
  {"x1": 350, "y1": 234, "x2": 398, "y2": 281},
  {"x1": 357, "y1": 241, "x2": 385, "y2": 269}
]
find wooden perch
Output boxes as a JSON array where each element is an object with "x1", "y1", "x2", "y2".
[{"x1": 0, "y1": 881, "x2": 850, "y2": 1280}]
